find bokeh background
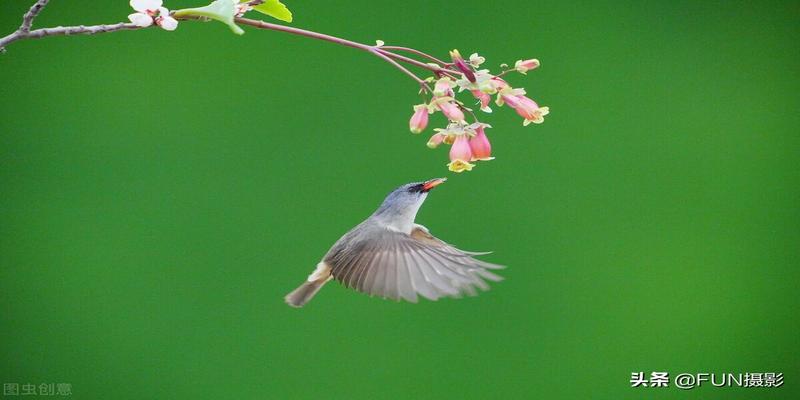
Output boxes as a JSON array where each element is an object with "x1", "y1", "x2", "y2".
[{"x1": 1, "y1": 1, "x2": 798, "y2": 399}]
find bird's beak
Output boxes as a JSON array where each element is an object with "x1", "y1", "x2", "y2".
[{"x1": 422, "y1": 177, "x2": 447, "y2": 191}]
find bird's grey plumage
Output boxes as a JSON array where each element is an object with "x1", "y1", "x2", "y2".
[
  {"x1": 324, "y1": 221, "x2": 503, "y2": 301},
  {"x1": 284, "y1": 178, "x2": 504, "y2": 307}
]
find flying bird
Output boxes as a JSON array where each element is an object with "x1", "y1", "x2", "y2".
[{"x1": 285, "y1": 178, "x2": 504, "y2": 307}]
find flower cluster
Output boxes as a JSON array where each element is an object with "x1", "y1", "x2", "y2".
[
  {"x1": 425, "y1": 122, "x2": 493, "y2": 173},
  {"x1": 408, "y1": 50, "x2": 549, "y2": 172},
  {"x1": 128, "y1": 0, "x2": 178, "y2": 31}
]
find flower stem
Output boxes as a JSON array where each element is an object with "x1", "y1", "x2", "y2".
[
  {"x1": 234, "y1": 17, "x2": 449, "y2": 91},
  {"x1": 375, "y1": 48, "x2": 461, "y2": 76},
  {"x1": 369, "y1": 48, "x2": 433, "y2": 92},
  {"x1": 379, "y1": 45, "x2": 449, "y2": 66}
]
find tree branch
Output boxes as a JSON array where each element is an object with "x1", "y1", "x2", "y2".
[
  {"x1": 20, "y1": 0, "x2": 50, "y2": 33},
  {"x1": 0, "y1": 22, "x2": 143, "y2": 50},
  {"x1": 0, "y1": 2, "x2": 451, "y2": 94},
  {"x1": 0, "y1": 1, "x2": 547, "y2": 173},
  {"x1": 1, "y1": 0, "x2": 144, "y2": 51}
]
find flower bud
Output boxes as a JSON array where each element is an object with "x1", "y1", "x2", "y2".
[
  {"x1": 450, "y1": 49, "x2": 476, "y2": 83},
  {"x1": 409, "y1": 104, "x2": 429, "y2": 134},
  {"x1": 514, "y1": 59, "x2": 540, "y2": 74}
]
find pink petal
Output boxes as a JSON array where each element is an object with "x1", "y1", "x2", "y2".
[
  {"x1": 449, "y1": 135, "x2": 473, "y2": 162},
  {"x1": 469, "y1": 127, "x2": 492, "y2": 160}
]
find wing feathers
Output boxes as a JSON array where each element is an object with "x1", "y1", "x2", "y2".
[
  {"x1": 413, "y1": 248, "x2": 460, "y2": 296},
  {"x1": 404, "y1": 251, "x2": 439, "y2": 301},
  {"x1": 383, "y1": 241, "x2": 400, "y2": 300},
  {"x1": 394, "y1": 247, "x2": 418, "y2": 303},
  {"x1": 328, "y1": 226, "x2": 504, "y2": 302}
]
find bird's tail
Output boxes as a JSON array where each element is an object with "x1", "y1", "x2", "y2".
[{"x1": 284, "y1": 262, "x2": 331, "y2": 308}]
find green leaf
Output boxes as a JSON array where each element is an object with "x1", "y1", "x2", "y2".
[
  {"x1": 252, "y1": 0, "x2": 293, "y2": 23},
  {"x1": 174, "y1": 0, "x2": 245, "y2": 35}
]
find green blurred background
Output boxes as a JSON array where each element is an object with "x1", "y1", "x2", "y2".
[{"x1": 1, "y1": 0, "x2": 798, "y2": 399}]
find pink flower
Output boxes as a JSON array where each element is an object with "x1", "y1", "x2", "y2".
[
  {"x1": 514, "y1": 59, "x2": 540, "y2": 74},
  {"x1": 435, "y1": 99, "x2": 465, "y2": 122},
  {"x1": 128, "y1": 0, "x2": 178, "y2": 31},
  {"x1": 469, "y1": 125, "x2": 493, "y2": 161},
  {"x1": 513, "y1": 95, "x2": 549, "y2": 125},
  {"x1": 448, "y1": 135, "x2": 474, "y2": 173},
  {"x1": 471, "y1": 90, "x2": 492, "y2": 113},
  {"x1": 401, "y1": 48, "x2": 549, "y2": 171},
  {"x1": 495, "y1": 88, "x2": 549, "y2": 126},
  {"x1": 409, "y1": 104, "x2": 429, "y2": 134}
]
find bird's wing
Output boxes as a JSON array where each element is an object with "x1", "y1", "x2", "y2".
[{"x1": 327, "y1": 226, "x2": 505, "y2": 302}]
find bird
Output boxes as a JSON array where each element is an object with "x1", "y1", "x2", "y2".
[{"x1": 284, "y1": 177, "x2": 504, "y2": 307}]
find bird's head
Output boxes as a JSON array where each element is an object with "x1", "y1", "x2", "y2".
[{"x1": 372, "y1": 178, "x2": 447, "y2": 228}]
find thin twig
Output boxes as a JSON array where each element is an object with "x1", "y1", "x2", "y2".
[
  {"x1": 0, "y1": 22, "x2": 143, "y2": 50},
  {"x1": 234, "y1": 17, "x2": 432, "y2": 92},
  {"x1": 496, "y1": 69, "x2": 515, "y2": 78},
  {"x1": 1, "y1": 0, "x2": 143, "y2": 51},
  {"x1": 20, "y1": 0, "x2": 49, "y2": 33},
  {"x1": 379, "y1": 45, "x2": 449, "y2": 66},
  {"x1": 235, "y1": 17, "x2": 373, "y2": 51},
  {"x1": 369, "y1": 48, "x2": 432, "y2": 93},
  {"x1": 376, "y1": 48, "x2": 461, "y2": 76}
]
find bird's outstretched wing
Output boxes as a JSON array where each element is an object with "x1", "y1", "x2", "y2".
[{"x1": 327, "y1": 225, "x2": 504, "y2": 302}]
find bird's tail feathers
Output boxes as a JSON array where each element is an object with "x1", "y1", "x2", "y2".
[{"x1": 284, "y1": 262, "x2": 331, "y2": 308}]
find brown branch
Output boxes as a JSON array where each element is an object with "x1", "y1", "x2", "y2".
[{"x1": 1, "y1": 22, "x2": 143, "y2": 50}]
